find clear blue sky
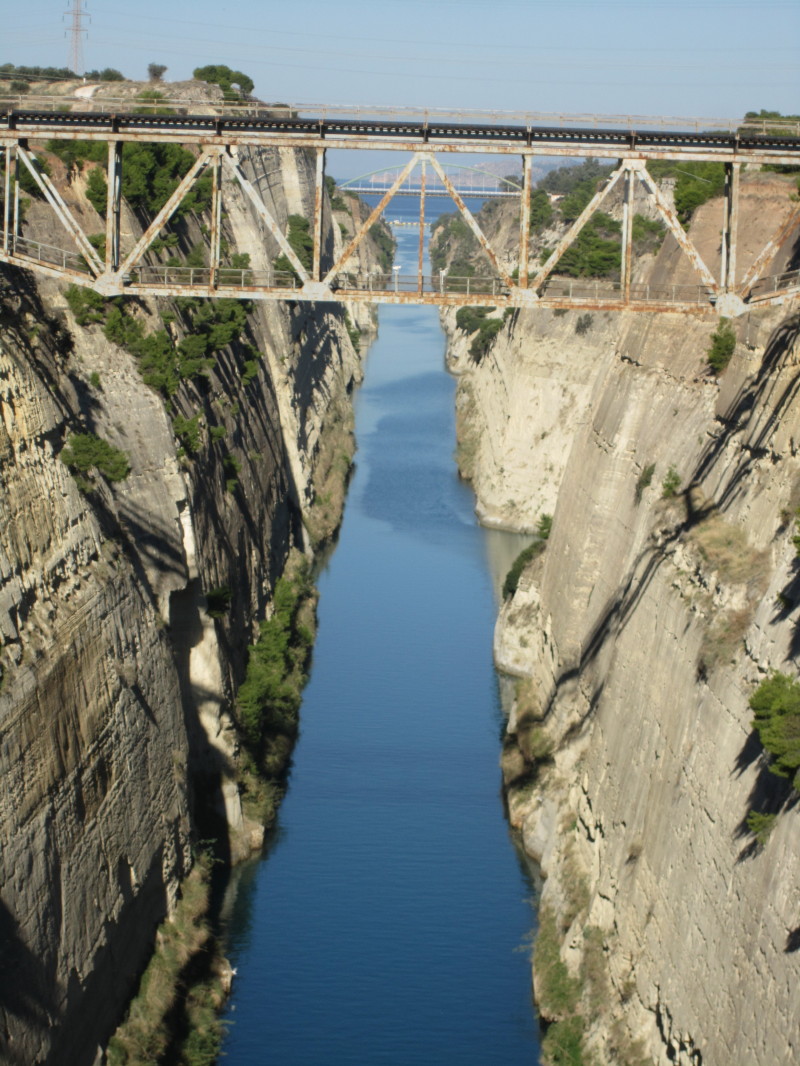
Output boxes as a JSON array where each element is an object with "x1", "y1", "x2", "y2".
[{"x1": 7, "y1": 0, "x2": 799, "y2": 121}]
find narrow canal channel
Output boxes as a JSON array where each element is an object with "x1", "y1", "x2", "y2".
[{"x1": 219, "y1": 210, "x2": 541, "y2": 1064}]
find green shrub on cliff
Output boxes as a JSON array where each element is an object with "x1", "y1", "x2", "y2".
[
  {"x1": 455, "y1": 306, "x2": 506, "y2": 362},
  {"x1": 65, "y1": 285, "x2": 106, "y2": 325},
  {"x1": 749, "y1": 672, "x2": 800, "y2": 790},
  {"x1": 503, "y1": 538, "x2": 545, "y2": 599},
  {"x1": 661, "y1": 465, "x2": 682, "y2": 499},
  {"x1": 237, "y1": 562, "x2": 315, "y2": 761},
  {"x1": 707, "y1": 318, "x2": 736, "y2": 375},
  {"x1": 273, "y1": 214, "x2": 314, "y2": 280},
  {"x1": 529, "y1": 188, "x2": 554, "y2": 232},
  {"x1": 61, "y1": 432, "x2": 131, "y2": 483},
  {"x1": 746, "y1": 810, "x2": 777, "y2": 846}
]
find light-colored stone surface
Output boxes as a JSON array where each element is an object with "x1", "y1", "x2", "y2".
[
  {"x1": 458, "y1": 181, "x2": 800, "y2": 1064},
  {"x1": 0, "y1": 97, "x2": 379, "y2": 1063}
]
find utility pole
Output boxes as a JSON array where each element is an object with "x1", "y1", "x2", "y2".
[{"x1": 65, "y1": 0, "x2": 89, "y2": 76}]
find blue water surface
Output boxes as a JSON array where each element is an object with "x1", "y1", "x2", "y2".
[{"x1": 219, "y1": 211, "x2": 540, "y2": 1066}]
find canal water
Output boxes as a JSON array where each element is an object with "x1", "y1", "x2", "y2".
[{"x1": 218, "y1": 202, "x2": 540, "y2": 1064}]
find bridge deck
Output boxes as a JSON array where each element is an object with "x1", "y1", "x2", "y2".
[{"x1": 2, "y1": 107, "x2": 800, "y2": 165}]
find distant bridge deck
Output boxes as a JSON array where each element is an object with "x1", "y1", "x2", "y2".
[{"x1": 1, "y1": 101, "x2": 799, "y2": 316}]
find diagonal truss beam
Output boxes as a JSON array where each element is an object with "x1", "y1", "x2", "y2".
[
  {"x1": 737, "y1": 201, "x2": 800, "y2": 299},
  {"x1": 530, "y1": 164, "x2": 625, "y2": 291},
  {"x1": 633, "y1": 163, "x2": 719, "y2": 293},
  {"x1": 428, "y1": 154, "x2": 515, "y2": 289},
  {"x1": 116, "y1": 147, "x2": 216, "y2": 278},
  {"x1": 221, "y1": 150, "x2": 310, "y2": 283},
  {"x1": 17, "y1": 145, "x2": 104, "y2": 275},
  {"x1": 323, "y1": 154, "x2": 420, "y2": 284}
]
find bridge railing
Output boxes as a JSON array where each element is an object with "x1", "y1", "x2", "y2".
[
  {"x1": 134, "y1": 265, "x2": 300, "y2": 289},
  {"x1": 540, "y1": 277, "x2": 713, "y2": 306},
  {"x1": 748, "y1": 267, "x2": 800, "y2": 300},
  {"x1": 4, "y1": 249, "x2": 796, "y2": 308},
  {"x1": 12, "y1": 234, "x2": 92, "y2": 275}
]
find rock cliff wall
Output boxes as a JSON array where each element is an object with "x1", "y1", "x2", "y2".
[
  {"x1": 0, "y1": 82, "x2": 381, "y2": 1065},
  {"x1": 448, "y1": 175, "x2": 800, "y2": 1064}
]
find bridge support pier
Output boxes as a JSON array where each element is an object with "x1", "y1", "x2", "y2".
[
  {"x1": 621, "y1": 165, "x2": 635, "y2": 303},
  {"x1": 313, "y1": 148, "x2": 325, "y2": 282},
  {"x1": 105, "y1": 141, "x2": 122, "y2": 273},
  {"x1": 418, "y1": 159, "x2": 426, "y2": 293},
  {"x1": 720, "y1": 162, "x2": 740, "y2": 294},
  {"x1": 518, "y1": 154, "x2": 532, "y2": 288}
]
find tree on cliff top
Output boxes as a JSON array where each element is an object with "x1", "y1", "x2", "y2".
[{"x1": 193, "y1": 64, "x2": 254, "y2": 97}]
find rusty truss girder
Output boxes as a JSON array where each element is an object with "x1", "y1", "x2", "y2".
[{"x1": 1, "y1": 107, "x2": 799, "y2": 317}]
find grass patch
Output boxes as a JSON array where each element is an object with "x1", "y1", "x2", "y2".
[
  {"x1": 692, "y1": 515, "x2": 767, "y2": 586},
  {"x1": 106, "y1": 855, "x2": 225, "y2": 1066},
  {"x1": 699, "y1": 607, "x2": 753, "y2": 673},
  {"x1": 541, "y1": 1015, "x2": 587, "y2": 1066},
  {"x1": 634, "y1": 462, "x2": 655, "y2": 504},
  {"x1": 237, "y1": 554, "x2": 315, "y2": 767},
  {"x1": 534, "y1": 906, "x2": 581, "y2": 1019},
  {"x1": 661, "y1": 465, "x2": 681, "y2": 498}
]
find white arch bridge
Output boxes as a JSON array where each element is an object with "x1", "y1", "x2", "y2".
[{"x1": 1, "y1": 101, "x2": 799, "y2": 317}]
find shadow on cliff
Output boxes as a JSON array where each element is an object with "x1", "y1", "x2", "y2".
[
  {"x1": 169, "y1": 578, "x2": 235, "y2": 867},
  {"x1": 546, "y1": 312, "x2": 800, "y2": 743},
  {"x1": 0, "y1": 899, "x2": 56, "y2": 1063}
]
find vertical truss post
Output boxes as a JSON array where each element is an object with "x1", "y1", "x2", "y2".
[
  {"x1": 209, "y1": 150, "x2": 223, "y2": 291},
  {"x1": 620, "y1": 165, "x2": 635, "y2": 304},
  {"x1": 105, "y1": 141, "x2": 122, "y2": 272},
  {"x1": 720, "y1": 162, "x2": 740, "y2": 291},
  {"x1": 519, "y1": 154, "x2": 533, "y2": 288},
  {"x1": 2, "y1": 146, "x2": 12, "y2": 254},
  {"x1": 312, "y1": 147, "x2": 326, "y2": 282},
  {"x1": 418, "y1": 158, "x2": 426, "y2": 294},
  {"x1": 13, "y1": 149, "x2": 20, "y2": 250}
]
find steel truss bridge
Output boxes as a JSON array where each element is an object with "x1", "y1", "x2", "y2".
[
  {"x1": 340, "y1": 163, "x2": 522, "y2": 200},
  {"x1": 1, "y1": 100, "x2": 800, "y2": 317}
]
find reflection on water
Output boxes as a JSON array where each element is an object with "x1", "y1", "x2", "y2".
[{"x1": 217, "y1": 201, "x2": 540, "y2": 1066}]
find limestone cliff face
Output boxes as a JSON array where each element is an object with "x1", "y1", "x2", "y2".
[
  {"x1": 449, "y1": 179, "x2": 800, "y2": 1064},
  {"x1": 0, "y1": 88, "x2": 376, "y2": 1064}
]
